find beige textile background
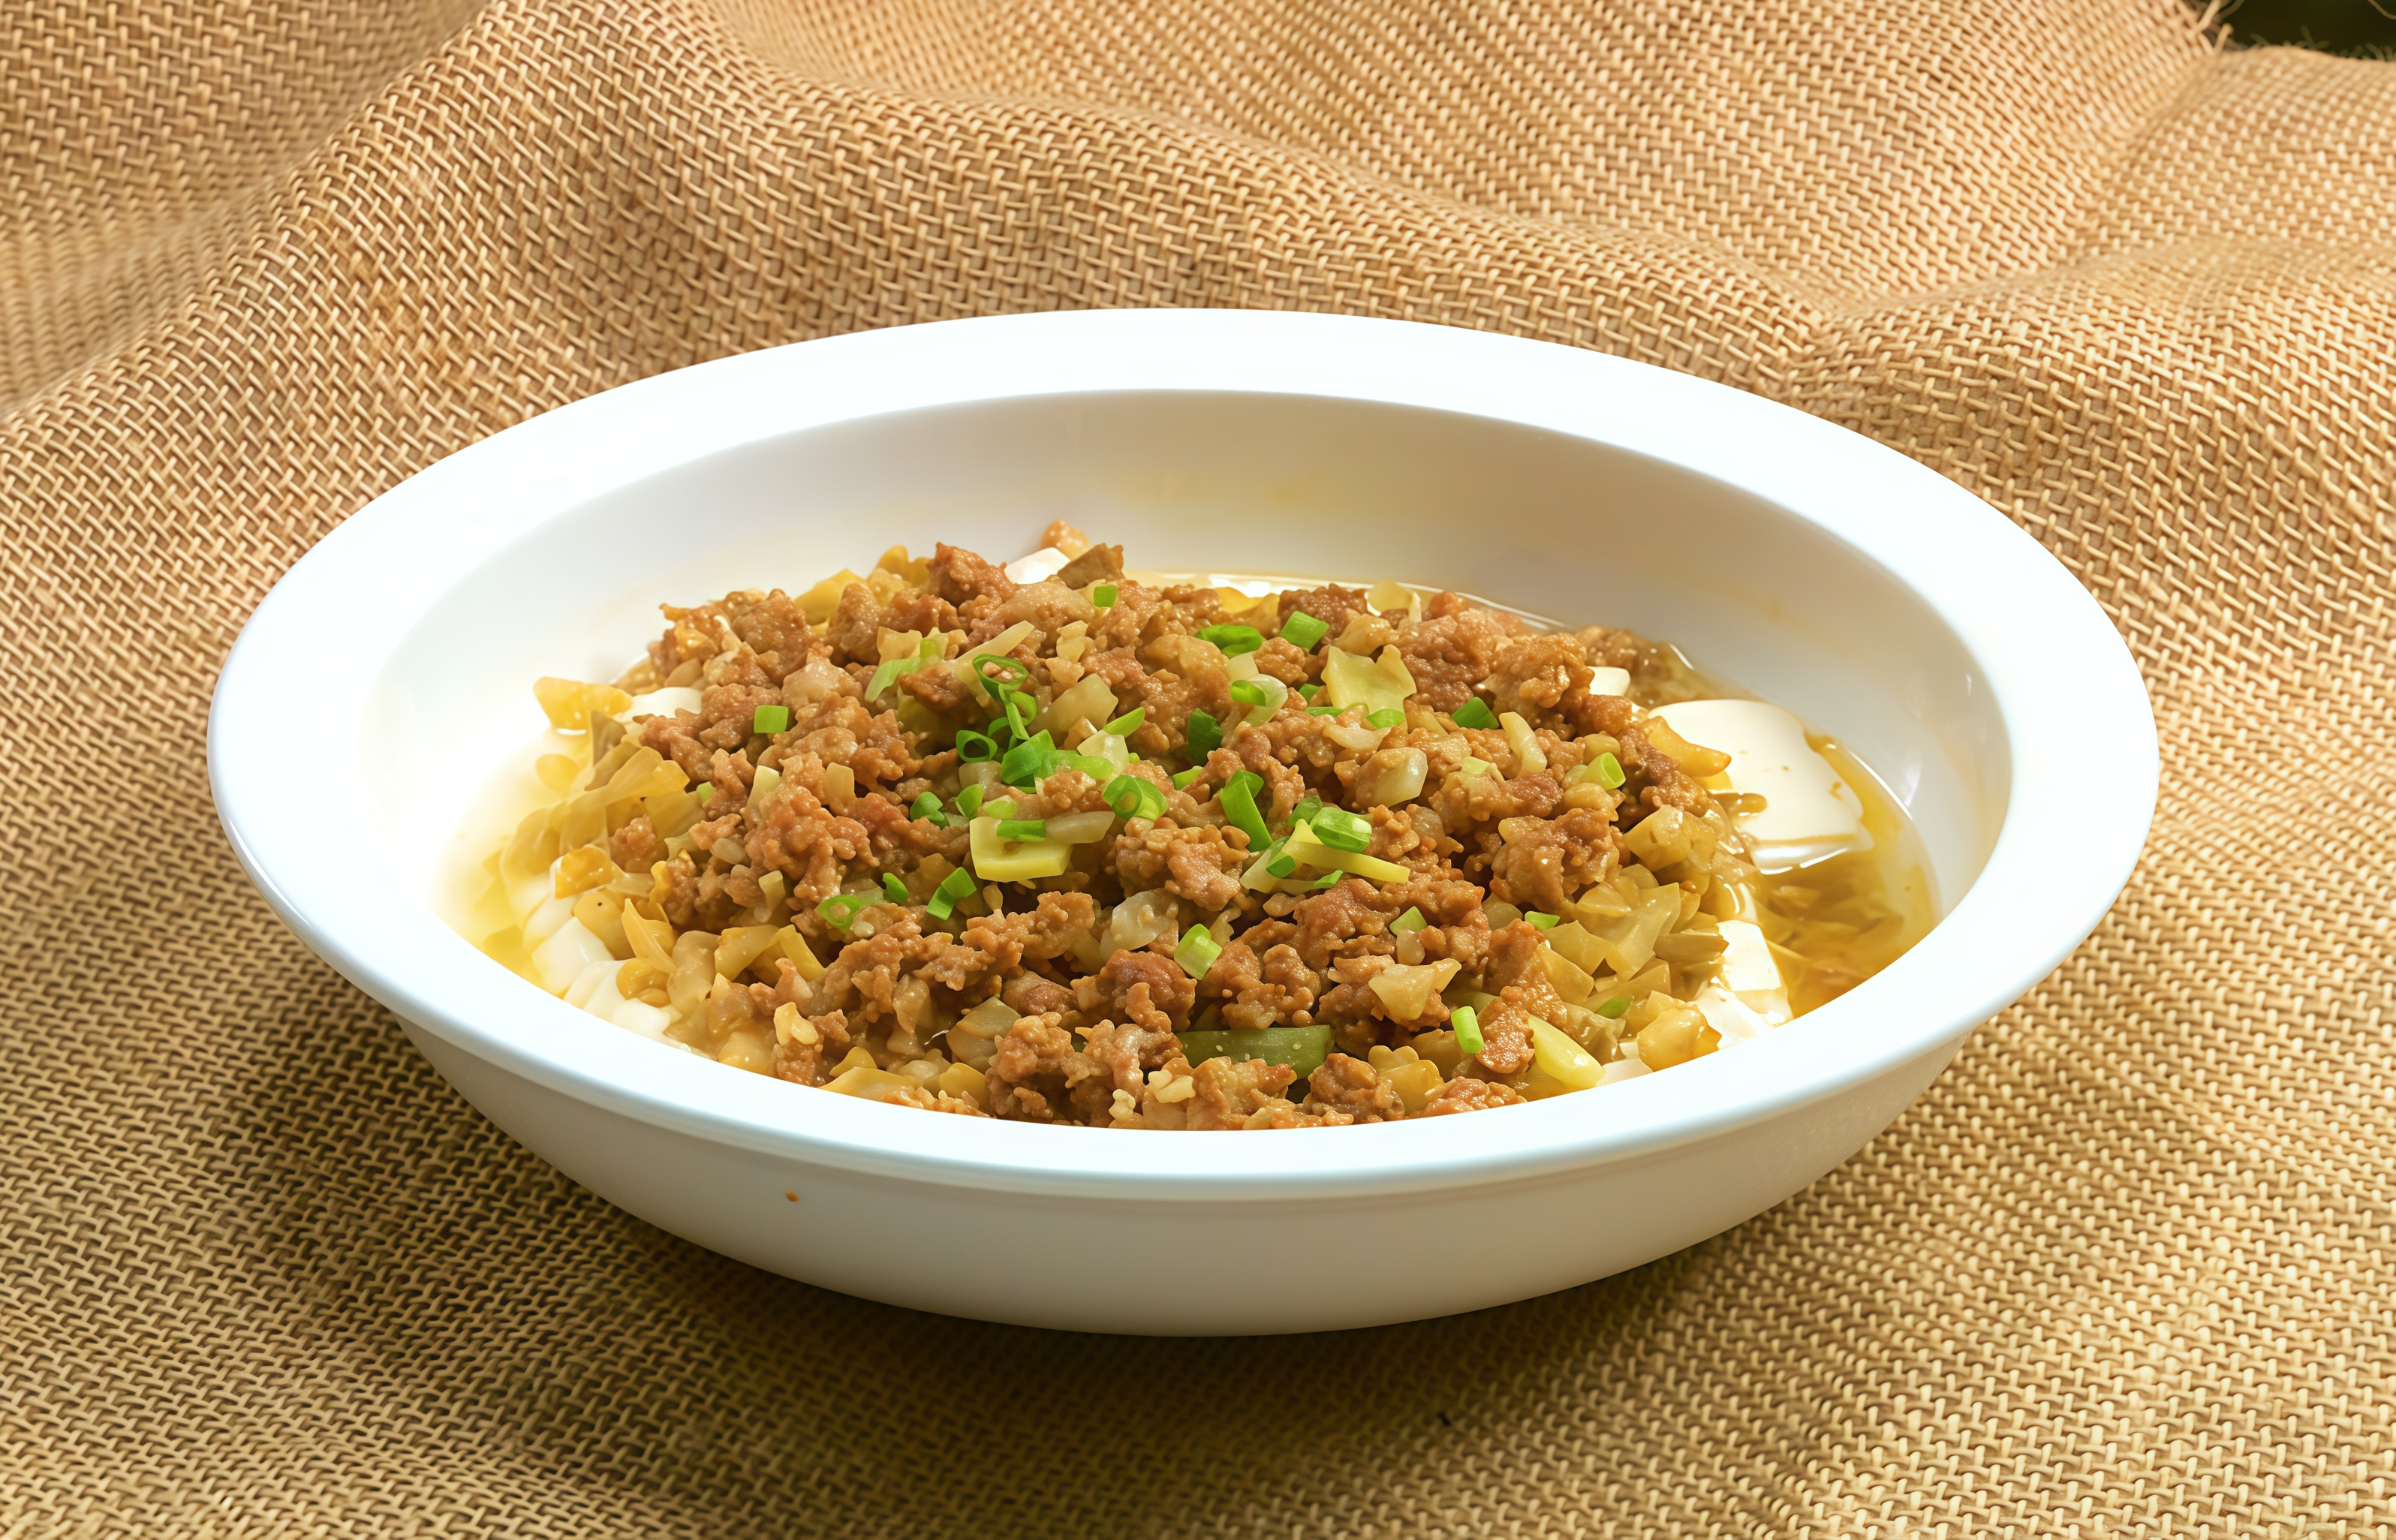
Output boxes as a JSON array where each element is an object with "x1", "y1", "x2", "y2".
[{"x1": 4, "y1": 0, "x2": 2392, "y2": 1533}]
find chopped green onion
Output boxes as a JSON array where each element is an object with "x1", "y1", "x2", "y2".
[
  {"x1": 753, "y1": 703, "x2": 790, "y2": 735},
  {"x1": 1059, "y1": 752, "x2": 1119, "y2": 781},
  {"x1": 1450, "y1": 1006, "x2": 1484, "y2": 1054},
  {"x1": 981, "y1": 797, "x2": 1016, "y2": 820},
  {"x1": 1458, "y1": 756, "x2": 1494, "y2": 778},
  {"x1": 1218, "y1": 770, "x2": 1270, "y2": 849},
  {"x1": 1289, "y1": 794, "x2": 1323, "y2": 827},
  {"x1": 956, "y1": 784, "x2": 986, "y2": 820},
  {"x1": 1196, "y1": 624, "x2": 1265, "y2": 656},
  {"x1": 1597, "y1": 995, "x2": 1633, "y2": 1018},
  {"x1": 1309, "y1": 806, "x2": 1372, "y2": 853},
  {"x1": 926, "y1": 867, "x2": 978, "y2": 919},
  {"x1": 695, "y1": 784, "x2": 716, "y2": 806},
  {"x1": 998, "y1": 729, "x2": 1056, "y2": 787},
  {"x1": 882, "y1": 874, "x2": 911, "y2": 903},
  {"x1": 1391, "y1": 907, "x2": 1425, "y2": 933},
  {"x1": 955, "y1": 729, "x2": 996, "y2": 762},
  {"x1": 1526, "y1": 910, "x2": 1560, "y2": 930},
  {"x1": 1307, "y1": 705, "x2": 1340, "y2": 717},
  {"x1": 1452, "y1": 698, "x2": 1499, "y2": 731},
  {"x1": 1172, "y1": 766, "x2": 1205, "y2": 790},
  {"x1": 1174, "y1": 923, "x2": 1224, "y2": 979},
  {"x1": 1228, "y1": 678, "x2": 1274, "y2": 708},
  {"x1": 1104, "y1": 773, "x2": 1167, "y2": 820},
  {"x1": 909, "y1": 792, "x2": 947, "y2": 826},
  {"x1": 865, "y1": 659, "x2": 906, "y2": 699},
  {"x1": 1297, "y1": 683, "x2": 1322, "y2": 701},
  {"x1": 1311, "y1": 871, "x2": 1339, "y2": 889},
  {"x1": 1092, "y1": 584, "x2": 1118, "y2": 608},
  {"x1": 997, "y1": 818, "x2": 1048, "y2": 841},
  {"x1": 1103, "y1": 706, "x2": 1146, "y2": 735},
  {"x1": 1279, "y1": 610, "x2": 1330, "y2": 650},
  {"x1": 977, "y1": 654, "x2": 1033, "y2": 689},
  {"x1": 817, "y1": 893, "x2": 874, "y2": 931},
  {"x1": 1184, "y1": 709, "x2": 1222, "y2": 761},
  {"x1": 1596, "y1": 751, "x2": 1626, "y2": 789},
  {"x1": 1266, "y1": 847, "x2": 1297, "y2": 878},
  {"x1": 1365, "y1": 708, "x2": 1404, "y2": 729}
]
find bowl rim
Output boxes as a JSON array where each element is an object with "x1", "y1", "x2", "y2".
[{"x1": 209, "y1": 309, "x2": 2157, "y2": 1202}]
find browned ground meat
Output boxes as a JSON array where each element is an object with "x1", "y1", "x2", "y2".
[{"x1": 483, "y1": 539, "x2": 1832, "y2": 1129}]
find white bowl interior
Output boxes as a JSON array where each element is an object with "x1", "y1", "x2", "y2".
[{"x1": 368, "y1": 392, "x2": 2005, "y2": 919}]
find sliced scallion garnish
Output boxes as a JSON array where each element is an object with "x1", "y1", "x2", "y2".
[
  {"x1": 1391, "y1": 907, "x2": 1425, "y2": 933},
  {"x1": 1218, "y1": 770, "x2": 1270, "y2": 849},
  {"x1": 1091, "y1": 584, "x2": 1118, "y2": 608},
  {"x1": 1525, "y1": 910, "x2": 1560, "y2": 930},
  {"x1": 1308, "y1": 805, "x2": 1371, "y2": 853},
  {"x1": 1172, "y1": 766, "x2": 1205, "y2": 790},
  {"x1": 926, "y1": 867, "x2": 978, "y2": 919},
  {"x1": 1196, "y1": 623, "x2": 1265, "y2": 656},
  {"x1": 753, "y1": 703, "x2": 790, "y2": 735},
  {"x1": 1279, "y1": 610, "x2": 1329, "y2": 650},
  {"x1": 956, "y1": 784, "x2": 986, "y2": 820},
  {"x1": 1452, "y1": 698, "x2": 1499, "y2": 731},
  {"x1": 1103, "y1": 773, "x2": 1166, "y2": 820},
  {"x1": 1227, "y1": 678, "x2": 1274, "y2": 708},
  {"x1": 1184, "y1": 709, "x2": 1223, "y2": 762},
  {"x1": 997, "y1": 818, "x2": 1048, "y2": 841},
  {"x1": 981, "y1": 796, "x2": 1016, "y2": 820},
  {"x1": 1596, "y1": 751, "x2": 1626, "y2": 789},
  {"x1": 1596, "y1": 995, "x2": 1632, "y2": 1018},
  {"x1": 1365, "y1": 707, "x2": 1404, "y2": 729},
  {"x1": 817, "y1": 893, "x2": 873, "y2": 931},
  {"x1": 955, "y1": 729, "x2": 996, "y2": 762},
  {"x1": 1104, "y1": 705, "x2": 1146, "y2": 735},
  {"x1": 1174, "y1": 924, "x2": 1223, "y2": 980},
  {"x1": 1451, "y1": 1005, "x2": 1484, "y2": 1055},
  {"x1": 909, "y1": 792, "x2": 947, "y2": 826},
  {"x1": 882, "y1": 873, "x2": 911, "y2": 903}
]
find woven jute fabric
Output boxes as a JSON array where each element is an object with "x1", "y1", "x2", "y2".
[{"x1": 5, "y1": 0, "x2": 2391, "y2": 1533}]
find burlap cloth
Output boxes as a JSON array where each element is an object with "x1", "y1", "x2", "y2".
[{"x1": 5, "y1": 0, "x2": 2391, "y2": 1532}]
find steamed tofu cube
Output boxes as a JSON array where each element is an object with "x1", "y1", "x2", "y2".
[
  {"x1": 1693, "y1": 985, "x2": 1774, "y2": 1044},
  {"x1": 1650, "y1": 699, "x2": 1871, "y2": 873},
  {"x1": 532, "y1": 916, "x2": 615, "y2": 994}
]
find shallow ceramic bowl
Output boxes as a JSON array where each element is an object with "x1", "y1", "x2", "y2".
[{"x1": 210, "y1": 310, "x2": 2155, "y2": 1334}]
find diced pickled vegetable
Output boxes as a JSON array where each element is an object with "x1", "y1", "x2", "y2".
[{"x1": 1176, "y1": 1024, "x2": 1332, "y2": 1078}]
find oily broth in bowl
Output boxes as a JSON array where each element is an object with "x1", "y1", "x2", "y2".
[{"x1": 439, "y1": 528, "x2": 1933, "y2": 1128}]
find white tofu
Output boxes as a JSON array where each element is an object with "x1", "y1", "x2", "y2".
[
  {"x1": 1693, "y1": 984, "x2": 1774, "y2": 1044},
  {"x1": 626, "y1": 685, "x2": 703, "y2": 719},
  {"x1": 1651, "y1": 698, "x2": 1871, "y2": 873},
  {"x1": 532, "y1": 917, "x2": 615, "y2": 994},
  {"x1": 564, "y1": 956, "x2": 623, "y2": 1011},
  {"x1": 1717, "y1": 919, "x2": 1778, "y2": 992},
  {"x1": 1588, "y1": 666, "x2": 1631, "y2": 697},
  {"x1": 1003, "y1": 546, "x2": 1073, "y2": 583},
  {"x1": 520, "y1": 890, "x2": 575, "y2": 948},
  {"x1": 607, "y1": 997, "x2": 676, "y2": 1042}
]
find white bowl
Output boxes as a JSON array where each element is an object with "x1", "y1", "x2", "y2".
[{"x1": 209, "y1": 311, "x2": 2155, "y2": 1335}]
